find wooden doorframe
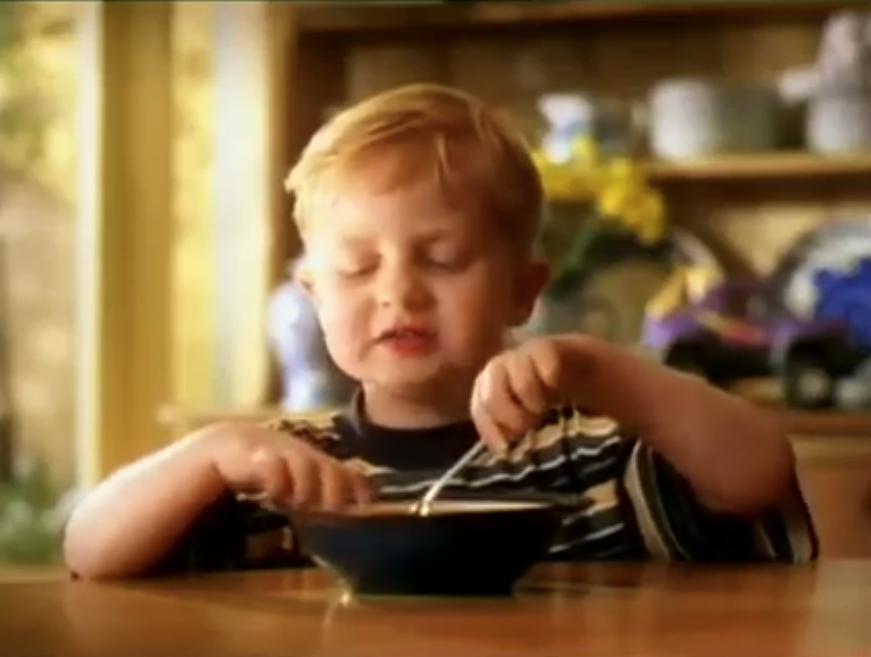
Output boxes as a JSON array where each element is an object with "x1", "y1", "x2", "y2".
[
  {"x1": 210, "y1": 1, "x2": 297, "y2": 409},
  {"x1": 74, "y1": 2, "x2": 175, "y2": 487},
  {"x1": 74, "y1": 2, "x2": 298, "y2": 487}
]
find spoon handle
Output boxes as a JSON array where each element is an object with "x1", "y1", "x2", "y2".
[{"x1": 418, "y1": 440, "x2": 489, "y2": 513}]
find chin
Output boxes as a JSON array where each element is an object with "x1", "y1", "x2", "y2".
[
  {"x1": 374, "y1": 364, "x2": 466, "y2": 394},
  {"x1": 376, "y1": 373, "x2": 446, "y2": 393}
]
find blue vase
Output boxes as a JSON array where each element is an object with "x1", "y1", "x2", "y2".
[{"x1": 267, "y1": 261, "x2": 355, "y2": 412}]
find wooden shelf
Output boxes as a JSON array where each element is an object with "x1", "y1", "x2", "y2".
[
  {"x1": 783, "y1": 411, "x2": 871, "y2": 438},
  {"x1": 296, "y1": 1, "x2": 868, "y2": 37},
  {"x1": 734, "y1": 379, "x2": 871, "y2": 438},
  {"x1": 646, "y1": 153, "x2": 871, "y2": 183},
  {"x1": 547, "y1": 154, "x2": 871, "y2": 201}
]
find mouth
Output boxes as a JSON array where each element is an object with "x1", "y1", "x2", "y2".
[{"x1": 377, "y1": 325, "x2": 438, "y2": 356}]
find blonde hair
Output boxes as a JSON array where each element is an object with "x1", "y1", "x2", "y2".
[{"x1": 285, "y1": 84, "x2": 544, "y2": 254}]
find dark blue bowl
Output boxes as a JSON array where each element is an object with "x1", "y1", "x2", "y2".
[{"x1": 291, "y1": 493, "x2": 566, "y2": 597}]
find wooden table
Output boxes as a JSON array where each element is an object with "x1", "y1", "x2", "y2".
[{"x1": 1, "y1": 562, "x2": 870, "y2": 657}]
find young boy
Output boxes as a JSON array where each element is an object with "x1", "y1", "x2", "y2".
[{"x1": 63, "y1": 84, "x2": 817, "y2": 579}]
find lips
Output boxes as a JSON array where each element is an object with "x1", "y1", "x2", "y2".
[{"x1": 378, "y1": 325, "x2": 437, "y2": 356}]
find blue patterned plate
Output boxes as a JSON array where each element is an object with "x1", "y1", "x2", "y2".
[{"x1": 771, "y1": 216, "x2": 871, "y2": 326}]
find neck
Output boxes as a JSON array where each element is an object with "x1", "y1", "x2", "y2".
[{"x1": 360, "y1": 383, "x2": 473, "y2": 430}]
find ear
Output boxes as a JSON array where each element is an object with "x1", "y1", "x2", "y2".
[{"x1": 509, "y1": 257, "x2": 550, "y2": 326}]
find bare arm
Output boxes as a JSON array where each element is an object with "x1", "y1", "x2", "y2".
[
  {"x1": 557, "y1": 335, "x2": 794, "y2": 515},
  {"x1": 62, "y1": 425, "x2": 228, "y2": 580}
]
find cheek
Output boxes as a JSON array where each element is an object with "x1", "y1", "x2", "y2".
[
  {"x1": 437, "y1": 268, "x2": 516, "y2": 325},
  {"x1": 310, "y1": 282, "x2": 370, "y2": 365},
  {"x1": 445, "y1": 258, "x2": 546, "y2": 329}
]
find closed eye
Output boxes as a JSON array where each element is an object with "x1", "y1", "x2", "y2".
[
  {"x1": 337, "y1": 263, "x2": 375, "y2": 278},
  {"x1": 428, "y1": 257, "x2": 462, "y2": 270},
  {"x1": 425, "y1": 250, "x2": 472, "y2": 271}
]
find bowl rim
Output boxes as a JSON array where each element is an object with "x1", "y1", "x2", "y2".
[{"x1": 291, "y1": 490, "x2": 586, "y2": 523}]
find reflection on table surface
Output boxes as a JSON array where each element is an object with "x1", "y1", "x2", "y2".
[{"x1": 0, "y1": 561, "x2": 869, "y2": 657}]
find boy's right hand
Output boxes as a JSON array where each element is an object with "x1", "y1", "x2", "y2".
[{"x1": 206, "y1": 425, "x2": 372, "y2": 511}]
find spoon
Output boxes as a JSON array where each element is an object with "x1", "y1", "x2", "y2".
[{"x1": 413, "y1": 440, "x2": 489, "y2": 516}]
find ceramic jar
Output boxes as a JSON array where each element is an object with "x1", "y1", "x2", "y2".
[
  {"x1": 807, "y1": 90, "x2": 871, "y2": 154},
  {"x1": 538, "y1": 93, "x2": 637, "y2": 161},
  {"x1": 648, "y1": 78, "x2": 779, "y2": 159}
]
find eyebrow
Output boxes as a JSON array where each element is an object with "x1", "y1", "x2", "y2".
[
  {"x1": 337, "y1": 229, "x2": 459, "y2": 249},
  {"x1": 336, "y1": 236, "x2": 374, "y2": 250},
  {"x1": 415, "y1": 228, "x2": 460, "y2": 245}
]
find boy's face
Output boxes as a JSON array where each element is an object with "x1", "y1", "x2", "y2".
[{"x1": 300, "y1": 181, "x2": 548, "y2": 397}]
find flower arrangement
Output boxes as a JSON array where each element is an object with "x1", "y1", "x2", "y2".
[
  {"x1": 523, "y1": 135, "x2": 670, "y2": 339},
  {"x1": 531, "y1": 135, "x2": 667, "y2": 246}
]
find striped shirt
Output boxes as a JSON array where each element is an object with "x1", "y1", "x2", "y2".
[{"x1": 155, "y1": 396, "x2": 818, "y2": 574}]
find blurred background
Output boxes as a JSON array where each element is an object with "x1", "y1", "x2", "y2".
[{"x1": 2, "y1": 0, "x2": 871, "y2": 565}]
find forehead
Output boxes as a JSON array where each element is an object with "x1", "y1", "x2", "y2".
[{"x1": 313, "y1": 181, "x2": 487, "y2": 245}]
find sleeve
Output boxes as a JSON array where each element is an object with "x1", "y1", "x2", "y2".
[
  {"x1": 149, "y1": 492, "x2": 311, "y2": 575},
  {"x1": 621, "y1": 441, "x2": 819, "y2": 563}
]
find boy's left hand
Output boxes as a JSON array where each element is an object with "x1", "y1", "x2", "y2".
[{"x1": 471, "y1": 337, "x2": 571, "y2": 452}]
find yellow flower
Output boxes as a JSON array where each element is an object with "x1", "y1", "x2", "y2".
[
  {"x1": 532, "y1": 137, "x2": 668, "y2": 242},
  {"x1": 532, "y1": 147, "x2": 598, "y2": 201},
  {"x1": 570, "y1": 135, "x2": 600, "y2": 166},
  {"x1": 597, "y1": 185, "x2": 634, "y2": 219},
  {"x1": 606, "y1": 157, "x2": 647, "y2": 188},
  {"x1": 597, "y1": 176, "x2": 666, "y2": 244},
  {"x1": 634, "y1": 194, "x2": 666, "y2": 244}
]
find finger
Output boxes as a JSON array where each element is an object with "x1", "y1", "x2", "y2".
[
  {"x1": 473, "y1": 404, "x2": 508, "y2": 454},
  {"x1": 505, "y1": 350, "x2": 550, "y2": 416},
  {"x1": 285, "y1": 451, "x2": 319, "y2": 509},
  {"x1": 316, "y1": 459, "x2": 370, "y2": 511},
  {"x1": 479, "y1": 361, "x2": 538, "y2": 441},
  {"x1": 530, "y1": 340, "x2": 566, "y2": 399},
  {"x1": 346, "y1": 469, "x2": 373, "y2": 506},
  {"x1": 335, "y1": 467, "x2": 373, "y2": 508},
  {"x1": 316, "y1": 461, "x2": 350, "y2": 511},
  {"x1": 249, "y1": 449, "x2": 292, "y2": 502},
  {"x1": 471, "y1": 382, "x2": 509, "y2": 453}
]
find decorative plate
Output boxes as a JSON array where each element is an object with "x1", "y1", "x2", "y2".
[
  {"x1": 523, "y1": 225, "x2": 722, "y2": 346},
  {"x1": 771, "y1": 216, "x2": 871, "y2": 319}
]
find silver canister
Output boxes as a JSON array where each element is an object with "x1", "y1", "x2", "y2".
[
  {"x1": 648, "y1": 78, "x2": 780, "y2": 160},
  {"x1": 807, "y1": 90, "x2": 871, "y2": 154}
]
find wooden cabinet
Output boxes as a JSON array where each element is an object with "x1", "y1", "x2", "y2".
[
  {"x1": 278, "y1": 1, "x2": 871, "y2": 288},
  {"x1": 793, "y1": 435, "x2": 871, "y2": 559}
]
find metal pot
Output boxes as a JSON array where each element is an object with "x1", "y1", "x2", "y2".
[{"x1": 648, "y1": 78, "x2": 780, "y2": 160}]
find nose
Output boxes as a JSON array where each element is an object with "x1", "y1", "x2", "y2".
[{"x1": 376, "y1": 259, "x2": 432, "y2": 311}]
